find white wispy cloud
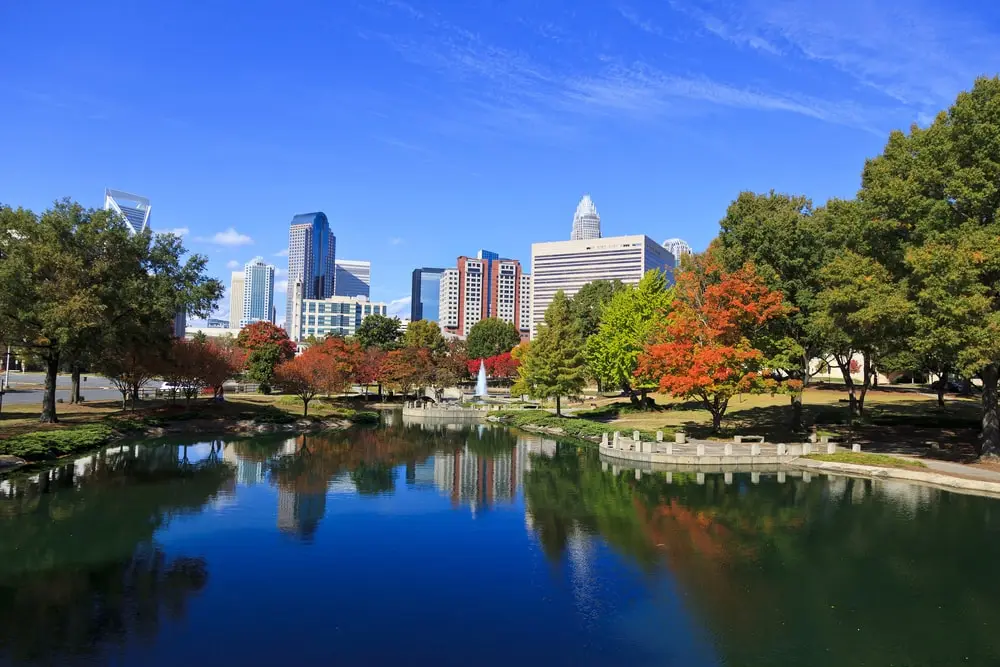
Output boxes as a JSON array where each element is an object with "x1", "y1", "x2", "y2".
[
  {"x1": 616, "y1": 6, "x2": 662, "y2": 35},
  {"x1": 159, "y1": 226, "x2": 190, "y2": 237},
  {"x1": 275, "y1": 279, "x2": 289, "y2": 292},
  {"x1": 389, "y1": 237, "x2": 404, "y2": 245},
  {"x1": 226, "y1": 260, "x2": 241, "y2": 270},
  {"x1": 386, "y1": 296, "x2": 411, "y2": 317},
  {"x1": 372, "y1": 1, "x2": 889, "y2": 134},
  {"x1": 275, "y1": 248, "x2": 289, "y2": 257},
  {"x1": 275, "y1": 267, "x2": 287, "y2": 276},
  {"x1": 667, "y1": 0, "x2": 1000, "y2": 109},
  {"x1": 200, "y1": 228, "x2": 253, "y2": 246}
]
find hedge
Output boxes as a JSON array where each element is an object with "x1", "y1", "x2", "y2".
[{"x1": 0, "y1": 425, "x2": 115, "y2": 461}]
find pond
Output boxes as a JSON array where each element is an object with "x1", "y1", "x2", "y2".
[{"x1": 1, "y1": 415, "x2": 999, "y2": 666}]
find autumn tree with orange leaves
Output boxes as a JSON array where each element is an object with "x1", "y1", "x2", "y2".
[
  {"x1": 311, "y1": 336, "x2": 361, "y2": 396},
  {"x1": 638, "y1": 253, "x2": 791, "y2": 432},
  {"x1": 274, "y1": 348, "x2": 328, "y2": 416}
]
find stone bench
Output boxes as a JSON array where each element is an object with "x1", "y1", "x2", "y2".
[{"x1": 734, "y1": 434, "x2": 765, "y2": 444}]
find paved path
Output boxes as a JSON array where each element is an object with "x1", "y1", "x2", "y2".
[{"x1": 888, "y1": 455, "x2": 1000, "y2": 484}]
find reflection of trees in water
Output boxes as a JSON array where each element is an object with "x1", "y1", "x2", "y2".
[
  {"x1": 0, "y1": 443, "x2": 234, "y2": 665},
  {"x1": 350, "y1": 462, "x2": 396, "y2": 495},
  {"x1": 524, "y1": 447, "x2": 1000, "y2": 665}
]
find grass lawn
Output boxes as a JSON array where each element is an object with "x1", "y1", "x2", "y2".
[
  {"x1": 0, "y1": 393, "x2": 377, "y2": 439},
  {"x1": 561, "y1": 385, "x2": 981, "y2": 451},
  {"x1": 804, "y1": 451, "x2": 927, "y2": 469}
]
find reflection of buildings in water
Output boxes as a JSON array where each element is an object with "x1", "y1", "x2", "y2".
[
  {"x1": 432, "y1": 439, "x2": 529, "y2": 513},
  {"x1": 517, "y1": 432, "x2": 557, "y2": 472},
  {"x1": 406, "y1": 460, "x2": 436, "y2": 488},
  {"x1": 277, "y1": 488, "x2": 327, "y2": 539},
  {"x1": 327, "y1": 472, "x2": 356, "y2": 495},
  {"x1": 567, "y1": 531, "x2": 600, "y2": 623},
  {"x1": 280, "y1": 437, "x2": 299, "y2": 456},
  {"x1": 222, "y1": 444, "x2": 266, "y2": 486}
]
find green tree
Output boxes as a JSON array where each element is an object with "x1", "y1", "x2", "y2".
[
  {"x1": 585, "y1": 270, "x2": 672, "y2": 406},
  {"x1": 858, "y1": 76, "x2": 1000, "y2": 456},
  {"x1": 402, "y1": 319, "x2": 446, "y2": 354},
  {"x1": 355, "y1": 314, "x2": 401, "y2": 350},
  {"x1": 812, "y1": 250, "x2": 912, "y2": 417},
  {"x1": 246, "y1": 345, "x2": 284, "y2": 394},
  {"x1": 466, "y1": 317, "x2": 521, "y2": 360},
  {"x1": 717, "y1": 191, "x2": 828, "y2": 430},
  {"x1": 514, "y1": 291, "x2": 586, "y2": 416},
  {"x1": 569, "y1": 279, "x2": 624, "y2": 341},
  {"x1": 0, "y1": 201, "x2": 220, "y2": 422}
]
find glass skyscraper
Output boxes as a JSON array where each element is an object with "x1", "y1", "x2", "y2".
[
  {"x1": 411, "y1": 268, "x2": 445, "y2": 322},
  {"x1": 571, "y1": 195, "x2": 601, "y2": 240},
  {"x1": 241, "y1": 256, "x2": 276, "y2": 327},
  {"x1": 334, "y1": 259, "x2": 371, "y2": 298},
  {"x1": 286, "y1": 212, "x2": 335, "y2": 328},
  {"x1": 104, "y1": 188, "x2": 152, "y2": 235}
]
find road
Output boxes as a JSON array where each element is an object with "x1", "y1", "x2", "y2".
[{"x1": 1, "y1": 373, "x2": 122, "y2": 405}]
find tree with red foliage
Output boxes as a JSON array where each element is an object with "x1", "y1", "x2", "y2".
[
  {"x1": 355, "y1": 347, "x2": 384, "y2": 398},
  {"x1": 274, "y1": 348, "x2": 327, "y2": 416},
  {"x1": 311, "y1": 336, "x2": 361, "y2": 396},
  {"x1": 236, "y1": 322, "x2": 296, "y2": 393},
  {"x1": 468, "y1": 352, "x2": 519, "y2": 382},
  {"x1": 637, "y1": 253, "x2": 791, "y2": 432},
  {"x1": 201, "y1": 341, "x2": 246, "y2": 399},
  {"x1": 379, "y1": 347, "x2": 432, "y2": 398},
  {"x1": 236, "y1": 321, "x2": 297, "y2": 357}
]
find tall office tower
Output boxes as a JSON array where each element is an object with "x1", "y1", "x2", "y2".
[
  {"x1": 439, "y1": 253, "x2": 526, "y2": 338},
  {"x1": 104, "y1": 188, "x2": 152, "y2": 235},
  {"x1": 438, "y1": 269, "x2": 460, "y2": 332},
  {"x1": 334, "y1": 259, "x2": 371, "y2": 298},
  {"x1": 570, "y1": 195, "x2": 601, "y2": 241},
  {"x1": 530, "y1": 235, "x2": 675, "y2": 338},
  {"x1": 662, "y1": 238, "x2": 693, "y2": 263},
  {"x1": 241, "y1": 256, "x2": 276, "y2": 327},
  {"x1": 286, "y1": 212, "x2": 335, "y2": 328},
  {"x1": 519, "y1": 274, "x2": 532, "y2": 340},
  {"x1": 411, "y1": 268, "x2": 445, "y2": 322},
  {"x1": 229, "y1": 271, "x2": 245, "y2": 329}
]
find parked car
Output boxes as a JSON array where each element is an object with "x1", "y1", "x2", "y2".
[
  {"x1": 930, "y1": 379, "x2": 963, "y2": 393},
  {"x1": 160, "y1": 382, "x2": 198, "y2": 393}
]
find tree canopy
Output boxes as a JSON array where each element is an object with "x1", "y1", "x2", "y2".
[
  {"x1": 514, "y1": 291, "x2": 585, "y2": 415},
  {"x1": 466, "y1": 317, "x2": 521, "y2": 360},
  {"x1": 355, "y1": 314, "x2": 401, "y2": 351}
]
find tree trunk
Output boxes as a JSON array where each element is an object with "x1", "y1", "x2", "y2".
[
  {"x1": 858, "y1": 355, "x2": 872, "y2": 417},
  {"x1": 834, "y1": 353, "x2": 858, "y2": 419},
  {"x1": 40, "y1": 351, "x2": 59, "y2": 423},
  {"x1": 70, "y1": 364, "x2": 82, "y2": 404},
  {"x1": 555, "y1": 395, "x2": 561, "y2": 417},
  {"x1": 303, "y1": 398, "x2": 310, "y2": 416},
  {"x1": 937, "y1": 370, "x2": 948, "y2": 408},
  {"x1": 980, "y1": 364, "x2": 1000, "y2": 459}
]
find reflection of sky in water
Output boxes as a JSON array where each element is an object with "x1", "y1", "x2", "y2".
[{"x1": 3, "y1": 430, "x2": 999, "y2": 667}]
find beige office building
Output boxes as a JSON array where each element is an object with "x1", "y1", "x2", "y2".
[{"x1": 529, "y1": 235, "x2": 675, "y2": 338}]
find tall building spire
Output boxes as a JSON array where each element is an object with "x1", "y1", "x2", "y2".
[{"x1": 571, "y1": 195, "x2": 601, "y2": 240}]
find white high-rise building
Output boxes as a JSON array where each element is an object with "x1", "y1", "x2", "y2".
[
  {"x1": 519, "y1": 274, "x2": 532, "y2": 339},
  {"x1": 530, "y1": 235, "x2": 675, "y2": 338},
  {"x1": 570, "y1": 195, "x2": 601, "y2": 241},
  {"x1": 229, "y1": 271, "x2": 245, "y2": 329},
  {"x1": 438, "y1": 269, "x2": 460, "y2": 330},
  {"x1": 334, "y1": 259, "x2": 371, "y2": 298},
  {"x1": 289, "y1": 280, "x2": 388, "y2": 341},
  {"x1": 662, "y1": 238, "x2": 693, "y2": 262},
  {"x1": 241, "y1": 256, "x2": 276, "y2": 327},
  {"x1": 459, "y1": 258, "x2": 485, "y2": 337},
  {"x1": 104, "y1": 189, "x2": 151, "y2": 235}
]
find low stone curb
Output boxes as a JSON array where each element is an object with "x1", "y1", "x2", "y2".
[{"x1": 793, "y1": 458, "x2": 1000, "y2": 499}]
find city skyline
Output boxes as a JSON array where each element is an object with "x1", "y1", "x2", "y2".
[{"x1": 8, "y1": 2, "x2": 996, "y2": 326}]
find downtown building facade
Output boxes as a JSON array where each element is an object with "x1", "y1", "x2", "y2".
[
  {"x1": 410, "y1": 267, "x2": 445, "y2": 322},
  {"x1": 240, "y1": 256, "x2": 276, "y2": 327},
  {"x1": 285, "y1": 212, "x2": 336, "y2": 329},
  {"x1": 437, "y1": 250, "x2": 530, "y2": 340},
  {"x1": 529, "y1": 235, "x2": 675, "y2": 338},
  {"x1": 289, "y1": 279, "x2": 387, "y2": 341},
  {"x1": 228, "y1": 271, "x2": 245, "y2": 329},
  {"x1": 334, "y1": 259, "x2": 371, "y2": 298}
]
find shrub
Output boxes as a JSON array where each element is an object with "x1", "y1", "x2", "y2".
[
  {"x1": 0, "y1": 425, "x2": 114, "y2": 461},
  {"x1": 494, "y1": 411, "x2": 670, "y2": 442}
]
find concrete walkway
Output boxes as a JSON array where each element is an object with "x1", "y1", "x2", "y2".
[{"x1": 887, "y1": 454, "x2": 1000, "y2": 484}]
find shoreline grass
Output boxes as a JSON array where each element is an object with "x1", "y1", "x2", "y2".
[{"x1": 804, "y1": 451, "x2": 927, "y2": 469}]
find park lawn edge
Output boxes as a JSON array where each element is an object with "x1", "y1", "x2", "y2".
[{"x1": 804, "y1": 451, "x2": 927, "y2": 469}]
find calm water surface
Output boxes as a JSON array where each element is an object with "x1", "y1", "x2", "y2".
[{"x1": 1, "y1": 415, "x2": 999, "y2": 666}]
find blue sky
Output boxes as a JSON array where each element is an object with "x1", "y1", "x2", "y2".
[{"x1": 3, "y1": 0, "x2": 999, "y2": 324}]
